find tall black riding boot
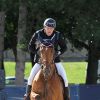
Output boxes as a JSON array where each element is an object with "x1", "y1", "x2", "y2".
[
  {"x1": 24, "y1": 85, "x2": 32, "y2": 100},
  {"x1": 64, "y1": 87, "x2": 70, "y2": 100}
]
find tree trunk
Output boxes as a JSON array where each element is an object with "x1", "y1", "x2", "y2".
[
  {"x1": 0, "y1": 12, "x2": 5, "y2": 89},
  {"x1": 15, "y1": 3, "x2": 27, "y2": 86},
  {"x1": 86, "y1": 40, "x2": 98, "y2": 84}
]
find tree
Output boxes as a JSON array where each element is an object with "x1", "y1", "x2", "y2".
[
  {"x1": 0, "y1": 0, "x2": 6, "y2": 89},
  {"x1": 3, "y1": 0, "x2": 100, "y2": 84},
  {"x1": 67, "y1": 0, "x2": 100, "y2": 84},
  {"x1": 15, "y1": 0, "x2": 27, "y2": 85},
  {"x1": 23, "y1": 0, "x2": 100, "y2": 84},
  {"x1": 4, "y1": 0, "x2": 19, "y2": 61},
  {"x1": 0, "y1": 12, "x2": 5, "y2": 89}
]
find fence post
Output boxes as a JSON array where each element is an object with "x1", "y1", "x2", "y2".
[
  {"x1": 0, "y1": 69, "x2": 5, "y2": 90},
  {"x1": 0, "y1": 89, "x2": 7, "y2": 100},
  {"x1": 0, "y1": 69, "x2": 7, "y2": 100}
]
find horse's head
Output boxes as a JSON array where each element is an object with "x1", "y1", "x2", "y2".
[{"x1": 39, "y1": 43, "x2": 55, "y2": 80}]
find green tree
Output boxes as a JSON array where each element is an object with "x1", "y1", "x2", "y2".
[
  {"x1": 66, "y1": 0, "x2": 100, "y2": 84},
  {"x1": 3, "y1": 0, "x2": 100, "y2": 84},
  {"x1": 21, "y1": 0, "x2": 100, "y2": 84},
  {"x1": 4, "y1": 0, "x2": 19, "y2": 61}
]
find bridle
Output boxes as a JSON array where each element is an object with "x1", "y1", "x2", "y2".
[
  {"x1": 38, "y1": 43, "x2": 56, "y2": 99},
  {"x1": 39, "y1": 43, "x2": 55, "y2": 81}
]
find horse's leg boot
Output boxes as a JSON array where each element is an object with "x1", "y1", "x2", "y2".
[
  {"x1": 64, "y1": 87, "x2": 70, "y2": 100},
  {"x1": 24, "y1": 85, "x2": 32, "y2": 100}
]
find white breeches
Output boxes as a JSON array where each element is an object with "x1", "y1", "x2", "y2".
[{"x1": 28, "y1": 62, "x2": 68, "y2": 87}]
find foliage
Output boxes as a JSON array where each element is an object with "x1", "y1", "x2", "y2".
[
  {"x1": 74, "y1": 0, "x2": 100, "y2": 41},
  {"x1": 4, "y1": 0, "x2": 19, "y2": 50},
  {"x1": 0, "y1": 0, "x2": 6, "y2": 11},
  {"x1": 1, "y1": 0, "x2": 100, "y2": 50},
  {"x1": 2, "y1": 0, "x2": 100, "y2": 85}
]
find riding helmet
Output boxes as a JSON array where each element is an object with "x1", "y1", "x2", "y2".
[{"x1": 43, "y1": 18, "x2": 56, "y2": 28}]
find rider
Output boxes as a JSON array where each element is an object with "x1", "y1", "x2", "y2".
[{"x1": 25, "y1": 18, "x2": 70, "y2": 100}]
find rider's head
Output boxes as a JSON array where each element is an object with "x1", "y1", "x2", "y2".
[
  {"x1": 43, "y1": 18, "x2": 56, "y2": 28},
  {"x1": 43, "y1": 18, "x2": 56, "y2": 36}
]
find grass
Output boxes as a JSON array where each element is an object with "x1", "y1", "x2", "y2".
[
  {"x1": 4, "y1": 61, "x2": 87, "y2": 84},
  {"x1": 4, "y1": 62, "x2": 32, "y2": 77},
  {"x1": 63, "y1": 62, "x2": 87, "y2": 84}
]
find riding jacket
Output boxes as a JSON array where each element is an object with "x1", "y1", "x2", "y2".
[{"x1": 28, "y1": 29, "x2": 67, "y2": 63}]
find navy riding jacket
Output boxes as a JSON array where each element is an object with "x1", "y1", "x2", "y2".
[{"x1": 28, "y1": 29, "x2": 67, "y2": 63}]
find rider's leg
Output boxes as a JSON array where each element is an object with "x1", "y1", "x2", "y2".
[
  {"x1": 55, "y1": 62, "x2": 70, "y2": 100},
  {"x1": 28, "y1": 63, "x2": 41, "y2": 85},
  {"x1": 55, "y1": 62, "x2": 68, "y2": 87},
  {"x1": 64, "y1": 87, "x2": 70, "y2": 100},
  {"x1": 25, "y1": 63, "x2": 41, "y2": 100}
]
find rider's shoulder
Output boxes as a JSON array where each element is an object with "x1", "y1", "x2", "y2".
[
  {"x1": 35, "y1": 29, "x2": 43, "y2": 34},
  {"x1": 54, "y1": 30, "x2": 60, "y2": 34},
  {"x1": 54, "y1": 30, "x2": 61, "y2": 37},
  {"x1": 55, "y1": 30, "x2": 62, "y2": 36},
  {"x1": 55, "y1": 30, "x2": 64, "y2": 36},
  {"x1": 33, "y1": 29, "x2": 43, "y2": 37}
]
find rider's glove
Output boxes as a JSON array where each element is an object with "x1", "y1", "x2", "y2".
[
  {"x1": 57, "y1": 51, "x2": 61, "y2": 55},
  {"x1": 55, "y1": 51, "x2": 61, "y2": 57}
]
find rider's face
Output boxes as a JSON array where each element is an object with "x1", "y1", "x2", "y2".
[{"x1": 44, "y1": 26, "x2": 55, "y2": 36}]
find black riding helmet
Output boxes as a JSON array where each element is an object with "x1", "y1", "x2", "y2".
[{"x1": 43, "y1": 18, "x2": 56, "y2": 28}]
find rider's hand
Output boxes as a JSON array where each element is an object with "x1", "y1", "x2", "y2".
[
  {"x1": 57, "y1": 51, "x2": 61, "y2": 55},
  {"x1": 55, "y1": 51, "x2": 61, "y2": 57}
]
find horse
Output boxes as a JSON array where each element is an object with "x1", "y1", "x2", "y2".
[{"x1": 30, "y1": 43, "x2": 64, "y2": 100}]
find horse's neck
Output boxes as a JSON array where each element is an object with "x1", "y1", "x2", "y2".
[
  {"x1": 50, "y1": 63, "x2": 57, "y2": 77},
  {"x1": 52, "y1": 63, "x2": 57, "y2": 72}
]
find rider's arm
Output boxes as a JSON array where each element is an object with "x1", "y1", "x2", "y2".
[
  {"x1": 28, "y1": 32, "x2": 38, "y2": 54},
  {"x1": 58, "y1": 33, "x2": 67, "y2": 55}
]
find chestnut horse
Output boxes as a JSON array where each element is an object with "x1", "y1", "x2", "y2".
[{"x1": 30, "y1": 43, "x2": 64, "y2": 100}]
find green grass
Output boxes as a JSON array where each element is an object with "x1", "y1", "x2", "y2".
[
  {"x1": 4, "y1": 61, "x2": 87, "y2": 84},
  {"x1": 4, "y1": 62, "x2": 32, "y2": 77},
  {"x1": 63, "y1": 62, "x2": 87, "y2": 84}
]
